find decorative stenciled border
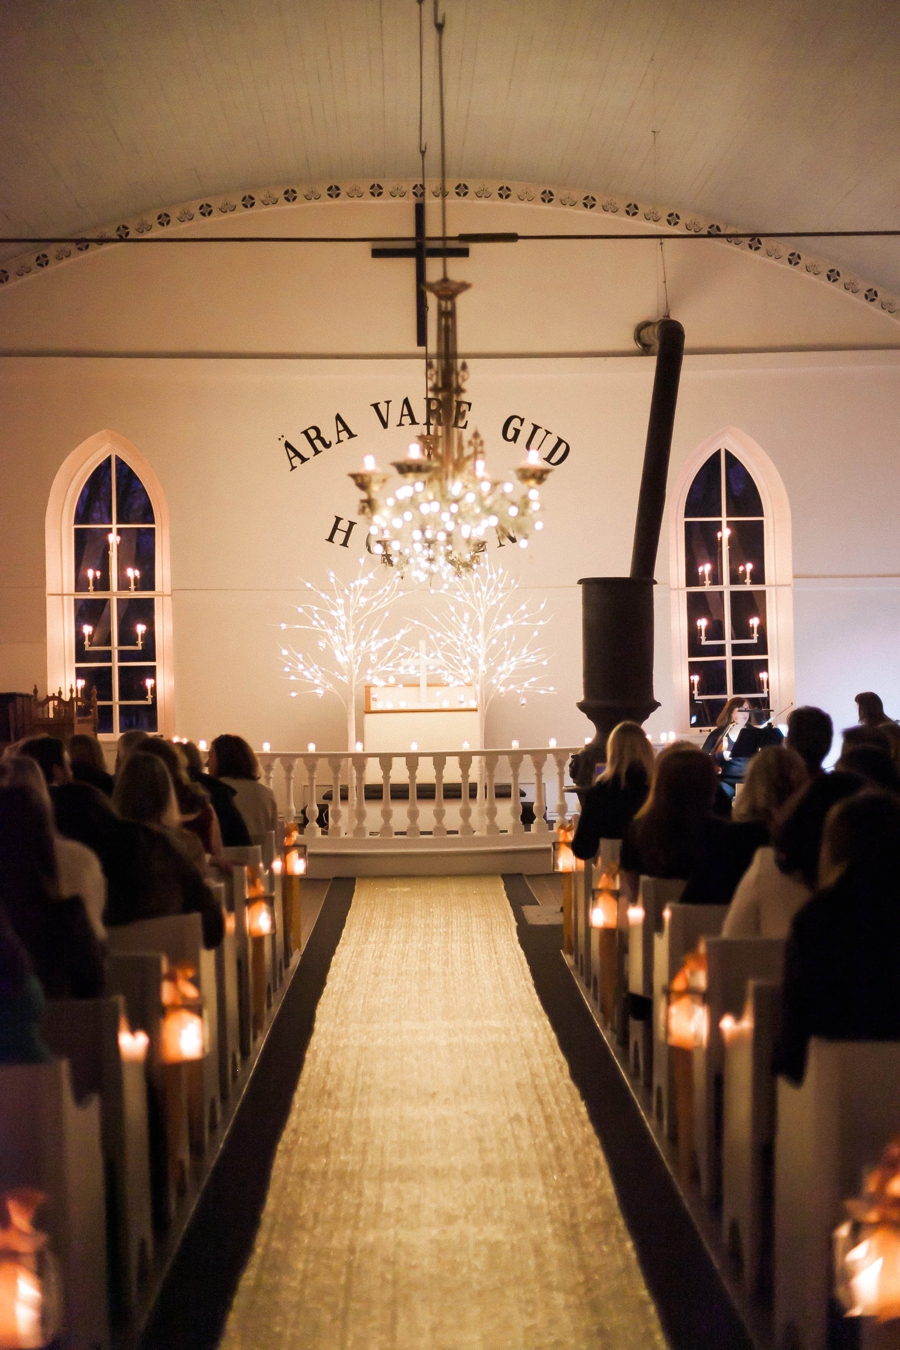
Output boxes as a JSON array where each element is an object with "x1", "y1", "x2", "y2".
[{"x1": 1, "y1": 177, "x2": 897, "y2": 321}]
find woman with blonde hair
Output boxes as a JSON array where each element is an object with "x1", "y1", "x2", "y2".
[
  {"x1": 732, "y1": 745, "x2": 808, "y2": 835},
  {"x1": 572, "y1": 722, "x2": 655, "y2": 860}
]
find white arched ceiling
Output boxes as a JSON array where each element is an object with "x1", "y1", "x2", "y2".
[{"x1": 0, "y1": 0, "x2": 899, "y2": 293}]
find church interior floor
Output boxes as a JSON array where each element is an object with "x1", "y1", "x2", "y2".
[{"x1": 217, "y1": 875, "x2": 667, "y2": 1350}]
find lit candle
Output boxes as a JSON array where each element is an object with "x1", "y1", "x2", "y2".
[
  {"x1": 760, "y1": 671, "x2": 769, "y2": 696},
  {"x1": 549, "y1": 737, "x2": 557, "y2": 748},
  {"x1": 262, "y1": 741, "x2": 271, "y2": 752},
  {"x1": 135, "y1": 622, "x2": 146, "y2": 647},
  {"x1": 355, "y1": 741, "x2": 363, "y2": 752},
  {"x1": 75, "y1": 678, "x2": 85, "y2": 697},
  {"x1": 363, "y1": 454, "x2": 376, "y2": 471},
  {"x1": 699, "y1": 563, "x2": 711, "y2": 586},
  {"x1": 271, "y1": 857, "x2": 283, "y2": 875},
  {"x1": 198, "y1": 739, "x2": 207, "y2": 751},
  {"x1": 462, "y1": 740, "x2": 470, "y2": 750},
  {"x1": 82, "y1": 623, "x2": 93, "y2": 645},
  {"x1": 87, "y1": 567, "x2": 96, "y2": 591},
  {"x1": 410, "y1": 741, "x2": 418, "y2": 751},
  {"x1": 749, "y1": 616, "x2": 760, "y2": 641},
  {"x1": 307, "y1": 742, "x2": 316, "y2": 752},
  {"x1": 407, "y1": 442, "x2": 423, "y2": 460},
  {"x1": 144, "y1": 677, "x2": 155, "y2": 701},
  {"x1": 118, "y1": 1024, "x2": 150, "y2": 1062},
  {"x1": 526, "y1": 448, "x2": 540, "y2": 465},
  {"x1": 743, "y1": 562, "x2": 753, "y2": 585},
  {"x1": 511, "y1": 739, "x2": 519, "y2": 749},
  {"x1": 691, "y1": 674, "x2": 700, "y2": 698},
  {"x1": 697, "y1": 617, "x2": 708, "y2": 642},
  {"x1": 126, "y1": 566, "x2": 140, "y2": 590},
  {"x1": 474, "y1": 457, "x2": 486, "y2": 477}
]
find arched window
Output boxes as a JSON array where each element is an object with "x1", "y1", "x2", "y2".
[
  {"x1": 670, "y1": 427, "x2": 794, "y2": 732},
  {"x1": 46, "y1": 431, "x2": 173, "y2": 738}
]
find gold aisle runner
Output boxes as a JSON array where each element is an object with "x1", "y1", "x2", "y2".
[{"x1": 221, "y1": 876, "x2": 667, "y2": 1350}]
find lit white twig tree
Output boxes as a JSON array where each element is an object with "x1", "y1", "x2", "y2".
[
  {"x1": 417, "y1": 564, "x2": 555, "y2": 748},
  {"x1": 279, "y1": 561, "x2": 413, "y2": 749}
]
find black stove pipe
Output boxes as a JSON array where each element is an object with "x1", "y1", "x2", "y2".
[{"x1": 573, "y1": 318, "x2": 685, "y2": 786}]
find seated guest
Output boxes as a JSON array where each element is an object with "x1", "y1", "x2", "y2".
[
  {"x1": 702, "y1": 697, "x2": 783, "y2": 799},
  {"x1": 208, "y1": 735, "x2": 278, "y2": 839},
  {"x1": 572, "y1": 721, "x2": 654, "y2": 861},
  {"x1": 855, "y1": 690, "x2": 893, "y2": 729},
  {"x1": 0, "y1": 755, "x2": 107, "y2": 939},
  {"x1": 786, "y1": 705, "x2": 833, "y2": 777},
  {"x1": 110, "y1": 754, "x2": 224, "y2": 947},
  {"x1": 139, "y1": 738, "x2": 224, "y2": 859},
  {"x1": 776, "y1": 790, "x2": 900, "y2": 1084},
  {"x1": 724, "y1": 769, "x2": 862, "y2": 939},
  {"x1": 836, "y1": 742, "x2": 900, "y2": 792},
  {"x1": 115, "y1": 728, "x2": 149, "y2": 773},
  {"x1": 67, "y1": 733, "x2": 114, "y2": 795},
  {"x1": 0, "y1": 786, "x2": 104, "y2": 999},
  {"x1": 621, "y1": 745, "x2": 765, "y2": 906},
  {"x1": 181, "y1": 740, "x2": 251, "y2": 847},
  {"x1": 16, "y1": 734, "x2": 72, "y2": 786},
  {"x1": 732, "y1": 746, "x2": 808, "y2": 836},
  {"x1": 0, "y1": 908, "x2": 53, "y2": 1065}
]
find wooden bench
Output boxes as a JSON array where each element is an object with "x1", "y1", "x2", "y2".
[
  {"x1": 0, "y1": 1057, "x2": 109, "y2": 1349},
  {"x1": 775, "y1": 1039, "x2": 900, "y2": 1350},
  {"x1": 41, "y1": 995, "x2": 153, "y2": 1321},
  {"x1": 693, "y1": 936, "x2": 785, "y2": 1205}
]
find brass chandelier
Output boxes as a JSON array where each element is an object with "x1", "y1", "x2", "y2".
[{"x1": 348, "y1": 1, "x2": 552, "y2": 582}]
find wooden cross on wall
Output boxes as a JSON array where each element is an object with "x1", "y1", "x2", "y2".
[{"x1": 371, "y1": 201, "x2": 469, "y2": 347}]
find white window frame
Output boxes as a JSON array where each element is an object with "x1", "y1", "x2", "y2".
[
  {"x1": 45, "y1": 429, "x2": 174, "y2": 738},
  {"x1": 669, "y1": 425, "x2": 795, "y2": 733}
]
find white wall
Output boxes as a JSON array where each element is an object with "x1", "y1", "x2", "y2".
[{"x1": 1, "y1": 190, "x2": 898, "y2": 749}]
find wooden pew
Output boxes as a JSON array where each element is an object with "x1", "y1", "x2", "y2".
[
  {"x1": 628, "y1": 876, "x2": 686, "y2": 1086},
  {"x1": 651, "y1": 903, "x2": 728, "y2": 1142},
  {"x1": 107, "y1": 914, "x2": 220, "y2": 1158},
  {"x1": 105, "y1": 951, "x2": 190, "y2": 1228},
  {"x1": 775, "y1": 1039, "x2": 900, "y2": 1350},
  {"x1": 40, "y1": 995, "x2": 153, "y2": 1321},
  {"x1": 222, "y1": 846, "x2": 270, "y2": 1047},
  {"x1": 0, "y1": 1057, "x2": 109, "y2": 1349},
  {"x1": 693, "y1": 936, "x2": 785, "y2": 1205},
  {"x1": 721, "y1": 979, "x2": 781, "y2": 1300},
  {"x1": 588, "y1": 839, "x2": 621, "y2": 1023}
]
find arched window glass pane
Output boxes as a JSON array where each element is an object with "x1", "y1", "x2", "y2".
[
  {"x1": 685, "y1": 447, "x2": 768, "y2": 730},
  {"x1": 74, "y1": 458, "x2": 112, "y2": 525},
  {"x1": 724, "y1": 450, "x2": 763, "y2": 517},
  {"x1": 71, "y1": 454, "x2": 158, "y2": 734},
  {"x1": 684, "y1": 451, "x2": 721, "y2": 518},
  {"x1": 115, "y1": 459, "x2": 155, "y2": 524}
]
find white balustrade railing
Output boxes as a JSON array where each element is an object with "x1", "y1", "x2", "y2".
[{"x1": 257, "y1": 748, "x2": 581, "y2": 840}]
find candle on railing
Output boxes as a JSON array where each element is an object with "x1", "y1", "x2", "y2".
[
  {"x1": 698, "y1": 563, "x2": 711, "y2": 586},
  {"x1": 697, "y1": 617, "x2": 708, "y2": 643},
  {"x1": 462, "y1": 741, "x2": 470, "y2": 750},
  {"x1": 355, "y1": 741, "x2": 363, "y2": 752},
  {"x1": 82, "y1": 624, "x2": 93, "y2": 646},
  {"x1": 691, "y1": 674, "x2": 700, "y2": 699},
  {"x1": 749, "y1": 616, "x2": 760, "y2": 641},
  {"x1": 126, "y1": 567, "x2": 140, "y2": 591},
  {"x1": 198, "y1": 739, "x2": 207, "y2": 751},
  {"x1": 262, "y1": 742, "x2": 270, "y2": 752},
  {"x1": 549, "y1": 737, "x2": 557, "y2": 748},
  {"x1": 410, "y1": 742, "x2": 418, "y2": 751},
  {"x1": 144, "y1": 678, "x2": 154, "y2": 702},
  {"x1": 511, "y1": 740, "x2": 519, "y2": 749},
  {"x1": 135, "y1": 623, "x2": 146, "y2": 648},
  {"x1": 307, "y1": 742, "x2": 316, "y2": 752},
  {"x1": 86, "y1": 567, "x2": 96, "y2": 592}
]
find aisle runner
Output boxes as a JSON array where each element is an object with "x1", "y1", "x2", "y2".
[{"x1": 221, "y1": 877, "x2": 666, "y2": 1350}]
